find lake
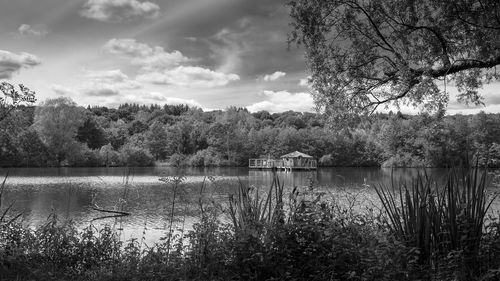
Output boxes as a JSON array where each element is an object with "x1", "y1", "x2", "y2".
[{"x1": 1, "y1": 167, "x2": 499, "y2": 245}]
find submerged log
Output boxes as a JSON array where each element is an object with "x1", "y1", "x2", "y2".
[{"x1": 92, "y1": 206, "x2": 130, "y2": 216}]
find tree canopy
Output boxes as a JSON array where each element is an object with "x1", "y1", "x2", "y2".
[
  {"x1": 288, "y1": 0, "x2": 500, "y2": 121},
  {"x1": 33, "y1": 97, "x2": 85, "y2": 164},
  {"x1": 0, "y1": 82, "x2": 36, "y2": 122}
]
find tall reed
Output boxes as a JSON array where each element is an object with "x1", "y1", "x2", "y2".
[
  {"x1": 159, "y1": 174, "x2": 186, "y2": 262},
  {"x1": 228, "y1": 171, "x2": 284, "y2": 232},
  {"x1": 374, "y1": 166, "x2": 496, "y2": 279},
  {"x1": 0, "y1": 174, "x2": 21, "y2": 226}
]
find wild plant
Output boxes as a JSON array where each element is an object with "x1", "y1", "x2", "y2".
[
  {"x1": 227, "y1": 170, "x2": 284, "y2": 233},
  {"x1": 158, "y1": 174, "x2": 186, "y2": 262},
  {"x1": 374, "y1": 166, "x2": 496, "y2": 279},
  {"x1": 0, "y1": 174, "x2": 21, "y2": 226}
]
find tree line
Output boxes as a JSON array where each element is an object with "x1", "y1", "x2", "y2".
[{"x1": 0, "y1": 97, "x2": 499, "y2": 168}]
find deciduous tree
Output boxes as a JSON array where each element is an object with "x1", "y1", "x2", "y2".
[
  {"x1": 288, "y1": 0, "x2": 500, "y2": 122},
  {"x1": 0, "y1": 82, "x2": 36, "y2": 122},
  {"x1": 33, "y1": 97, "x2": 85, "y2": 165}
]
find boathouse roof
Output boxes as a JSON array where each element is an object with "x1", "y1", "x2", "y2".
[{"x1": 280, "y1": 151, "x2": 313, "y2": 159}]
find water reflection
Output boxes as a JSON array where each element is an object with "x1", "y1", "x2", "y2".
[{"x1": 0, "y1": 167, "x2": 498, "y2": 245}]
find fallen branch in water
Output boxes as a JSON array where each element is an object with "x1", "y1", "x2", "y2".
[
  {"x1": 92, "y1": 206, "x2": 130, "y2": 216},
  {"x1": 91, "y1": 214, "x2": 129, "y2": 222}
]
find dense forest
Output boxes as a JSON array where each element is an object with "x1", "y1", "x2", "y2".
[{"x1": 0, "y1": 97, "x2": 499, "y2": 168}]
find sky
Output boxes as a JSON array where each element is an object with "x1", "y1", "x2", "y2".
[{"x1": 0, "y1": 0, "x2": 498, "y2": 114}]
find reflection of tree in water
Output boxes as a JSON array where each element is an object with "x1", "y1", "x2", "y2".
[{"x1": 248, "y1": 170, "x2": 317, "y2": 189}]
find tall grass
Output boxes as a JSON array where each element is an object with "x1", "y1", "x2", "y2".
[
  {"x1": 158, "y1": 175, "x2": 186, "y2": 263},
  {"x1": 227, "y1": 171, "x2": 284, "y2": 232},
  {"x1": 374, "y1": 166, "x2": 496, "y2": 279},
  {"x1": 3, "y1": 168, "x2": 500, "y2": 280},
  {"x1": 0, "y1": 174, "x2": 21, "y2": 226}
]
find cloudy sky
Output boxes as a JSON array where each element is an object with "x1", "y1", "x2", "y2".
[{"x1": 0, "y1": 0, "x2": 498, "y2": 114}]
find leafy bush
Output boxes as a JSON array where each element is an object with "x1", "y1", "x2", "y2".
[
  {"x1": 1, "y1": 169, "x2": 500, "y2": 280},
  {"x1": 120, "y1": 145, "x2": 155, "y2": 166},
  {"x1": 381, "y1": 152, "x2": 427, "y2": 168},
  {"x1": 98, "y1": 144, "x2": 121, "y2": 167},
  {"x1": 319, "y1": 154, "x2": 334, "y2": 166},
  {"x1": 186, "y1": 148, "x2": 221, "y2": 167},
  {"x1": 169, "y1": 153, "x2": 186, "y2": 167}
]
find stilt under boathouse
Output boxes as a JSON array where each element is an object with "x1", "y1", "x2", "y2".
[{"x1": 249, "y1": 151, "x2": 317, "y2": 171}]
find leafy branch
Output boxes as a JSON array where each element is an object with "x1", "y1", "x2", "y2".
[{"x1": 0, "y1": 82, "x2": 37, "y2": 122}]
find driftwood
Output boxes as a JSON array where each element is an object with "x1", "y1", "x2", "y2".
[
  {"x1": 92, "y1": 206, "x2": 130, "y2": 216},
  {"x1": 91, "y1": 214, "x2": 129, "y2": 222}
]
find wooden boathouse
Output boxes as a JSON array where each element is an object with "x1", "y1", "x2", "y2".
[{"x1": 249, "y1": 151, "x2": 317, "y2": 171}]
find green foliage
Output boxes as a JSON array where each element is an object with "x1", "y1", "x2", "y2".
[
  {"x1": 374, "y1": 166, "x2": 496, "y2": 279},
  {"x1": 186, "y1": 148, "x2": 221, "y2": 167},
  {"x1": 98, "y1": 144, "x2": 121, "y2": 167},
  {"x1": 288, "y1": 0, "x2": 500, "y2": 121},
  {"x1": 228, "y1": 172, "x2": 284, "y2": 231},
  {"x1": 1, "y1": 97, "x2": 500, "y2": 168},
  {"x1": 146, "y1": 122, "x2": 169, "y2": 160},
  {"x1": 33, "y1": 98, "x2": 85, "y2": 165},
  {"x1": 319, "y1": 154, "x2": 334, "y2": 166},
  {"x1": 119, "y1": 144, "x2": 155, "y2": 167},
  {"x1": 168, "y1": 153, "x2": 186, "y2": 167},
  {"x1": 16, "y1": 129, "x2": 52, "y2": 167},
  {"x1": 1, "y1": 169, "x2": 500, "y2": 280},
  {"x1": 76, "y1": 117, "x2": 107, "y2": 149},
  {"x1": 0, "y1": 82, "x2": 36, "y2": 122}
]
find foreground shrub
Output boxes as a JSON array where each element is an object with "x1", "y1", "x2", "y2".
[
  {"x1": 120, "y1": 145, "x2": 155, "y2": 166},
  {"x1": 1, "y1": 169, "x2": 499, "y2": 280},
  {"x1": 375, "y1": 166, "x2": 496, "y2": 280}
]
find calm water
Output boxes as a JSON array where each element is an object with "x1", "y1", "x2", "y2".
[{"x1": 1, "y1": 167, "x2": 498, "y2": 245}]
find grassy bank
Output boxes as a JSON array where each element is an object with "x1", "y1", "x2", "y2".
[{"x1": 1, "y1": 168, "x2": 500, "y2": 280}]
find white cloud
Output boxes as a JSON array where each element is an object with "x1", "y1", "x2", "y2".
[
  {"x1": 104, "y1": 38, "x2": 240, "y2": 88},
  {"x1": 247, "y1": 90, "x2": 315, "y2": 113},
  {"x1": 184, "y1": 37, "x2": 197, "y2": 42},
  {"x1": 51, "y1": 84, "x2": 77, "y2": 96},
  {"x1": 299, "y1": 77, "x2": 311, "y2": 87},
  {"x1": 103, "y1": 38, "x2": 188, "y2": 71},
  {"x1": 84, "y1": 69, "x2": 141, "y2": 89},
  {"x1": 80, "y1": 0, "x2": 160, "y2": 22},
  {"x1": 81, "y1": 69, "x2": 141, "y2": 97},
  {"x1": 137, "y1": 66, "x2": 240, "y2": 87},
  {"x1": 0, "y1": 50, "x2": 41, "y2": 79},
  {"x1": 141, "y1": 92, "x2": 203, "y2": 107},
  {"x1": 52, "y1": 69, "x2": 141, "y2": 98},
  {"x1": 18, "y1": 24, "x2": 47, "y2": 37},
  {"x1": 263, "y1": 71, "x2": 286, "y2": 82}
]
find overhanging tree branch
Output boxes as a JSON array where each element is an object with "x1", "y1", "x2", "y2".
[{"x1": 288, "y1": 0, "x2": 500, "y2": 119}]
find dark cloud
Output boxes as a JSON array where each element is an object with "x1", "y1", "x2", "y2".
[
  {"x1": 83, "y1": 87, "x2": 120, "y2": 97},
  {"x1": 0, "y1": 50, "x2": 41, "y2": 79},
  {"x1": 200, "y1": 4, "x2": 305, "y2": 78},
  {"x1": 144, "y1": 0, "x2": 303, "y2": 79}
]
